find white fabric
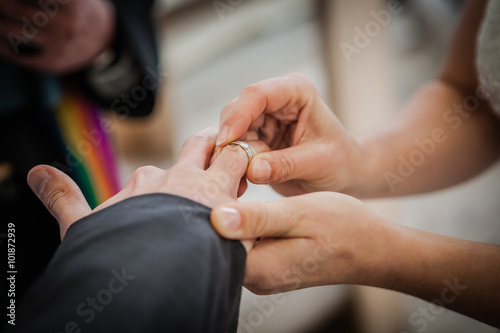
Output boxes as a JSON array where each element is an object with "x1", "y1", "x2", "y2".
[{"x1": 477, "y1": 0, "x2": 500, "y2": 115}]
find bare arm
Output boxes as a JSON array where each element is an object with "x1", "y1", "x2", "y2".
[
  {"x1": 211, "y1": 2, "x2": 500, "y2": 326},
  {"x1": 357, "y1": 0, "x2": 500, "y2": 197},
  {"x1": 215, "y1": 0, "x2": 500, "y2": 199},
  {"x1": 379, "y1": 221, "x2": 500, "y2": 327},
  {"x1": 211, "y1": 192, "x2": 500, "y2": 327}
]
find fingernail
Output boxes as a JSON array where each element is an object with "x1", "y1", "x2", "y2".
[
  {"x1": 27, "y1": 168, "x2": 50, "y2": 197},
  {"x1": 252, "y1": 159, "x2": 272, "y2": 181},
  {"x1": 216, "y1": 207, "x2": 241, "y2": 231},
  {"x1": 216, "y1": 126, "x2": 229, "y2": 146}
]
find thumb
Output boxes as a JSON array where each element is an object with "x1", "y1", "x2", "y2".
[
  {"x1": 27, "y1": 165, "x2": 92, "y2": 240},
  {"x1": 246, "y1": 144, "x2": 314, "y2": 184},
  {"x1": 210, "y1": 198, "x2": 306, "y2": 240}
]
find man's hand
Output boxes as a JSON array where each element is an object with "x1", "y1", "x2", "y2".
[
  {"x1": 0, "y1": 0, "x2": 115, "y2": 73},
  {"x1": 216, "y1": 73, "x2": 368, "y2": 197},
  {"x1": 27, "y1": 126, "x2": 269, "y2": 242}
]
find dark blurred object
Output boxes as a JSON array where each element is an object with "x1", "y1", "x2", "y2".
[
  {"x1": 391, "y1": 0, "x2": 465, "y2": 11},
  {"x1": 16, "y1": 42, "x2": 43, "y2": 57},
  {"x1": 0, "y1": 0, "x2": 158, "y2": 321}
]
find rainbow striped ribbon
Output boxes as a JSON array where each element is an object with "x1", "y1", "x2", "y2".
[{"x1": 53, "y1": 86, "x2": 121, "y2": 209}]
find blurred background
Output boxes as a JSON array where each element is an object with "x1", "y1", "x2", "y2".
[{"x1": 112, "y1": 0, "x2": 500, "y2": 332}]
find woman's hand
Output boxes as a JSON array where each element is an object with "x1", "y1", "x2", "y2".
[
  {"x1": 27, "y1": 126, "x2": 269, "y2": 241},
  {"x1": 0, "y1": 0, "x2": 115, "y2": 73},
  {"x1": 216, "y1": 73, "x2": 367, "y2": 197},
  {"x1": 211, "y1": 190, "x2": 500, "y2": 328},
  {"x1": 210, "y1": 191, "x2": 396, "y2": 294}
]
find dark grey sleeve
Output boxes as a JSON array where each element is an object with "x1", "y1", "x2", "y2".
[{"x1": 10, "y1": 194, "x2": 246, "y2": 333}]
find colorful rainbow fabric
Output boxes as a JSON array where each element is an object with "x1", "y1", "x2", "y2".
[{"x1": 53, "y1": 86, "x2": 121, "y2": 209}]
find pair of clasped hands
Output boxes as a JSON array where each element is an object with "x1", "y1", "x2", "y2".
[{"x1": 28, "y1": 74, "x2": 393, "y2": 294}]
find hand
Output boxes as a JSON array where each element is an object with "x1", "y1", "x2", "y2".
[
  {"x1": 210, "y1": 192, "x2": 396, "y2": 294},
  {"x1": 0, "y1": 0, "x2": 115, "y2": 73},
  {"x1": 211, "y1": 191, "x2": 500, "y2": 331},
  {"x1": 216, "y1": 73, "x2": 367, "y2": 197},
  {"x1": 27, "y1": 126, "x2": 269, "y2": 241}
]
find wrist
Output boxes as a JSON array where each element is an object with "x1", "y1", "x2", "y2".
[
  {"x1": 346, "y1": 135, "x2": 388, "y2": 198},
  {"x1": 338, "y1": 136, "x2": 376, "y2": 198},
  {"x1": 345, "y1": 212, "x2": 402, "y2": 288}
]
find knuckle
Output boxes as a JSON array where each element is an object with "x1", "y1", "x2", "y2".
[
  {"x1": 220, "y1": 105, "x2": 233, "y2": 121},
  {"x1": 287, "y1": 72, "x2": 307, "y2": 81},
  {"x1": 241, "y1": 83, "x2": 263, "y2": 96},
  {"x1": 227, "y1": 142, "x2": 250, "y2": 155},
  {"x1": 222, "y1": 144, "x2": 241, "y2": 154},
  {"x1": 221, "y1": 98, "x2": 238, "y2": 115},
  {"x1": 130, "y1": 165, "x2": 159, "y2": 183},
  {"x1": 185, "y1": 132, "x2": 213, "y2": 147},
  {"x1": 287, "y1": 72, "x2": 315, "y2": 91},
  {"x1": 222, "y1": 148, "x2": 247, "y2": 175},
  {"x1": 223, "y1": 144, "x2": 246, "y2": 159},
  {"x1": 249, "y1": 205, "x2": 270, "y2": 236},
  {"x1": 205, "y1": 125, "x2": 219, "y2": 134},
  {"x1": 276, "y1": 154, "x2": 296, "y2": 182},
  {"x1": 135, "y1": 165, "x2": 159, "y2": 175},
  {"x1": 42, "y1": 180, "x2": 76, "y2": 217},
  {"x1": 225, "y1": 111, "x2": 249, "y2": 128}
]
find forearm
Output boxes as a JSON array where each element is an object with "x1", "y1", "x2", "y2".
[
  {"x1": 352, "y1": 80, "x2": 500, "y2": 198},
  {"x1": 361, "y1": 221, "x2": 500, "y2": 327}
]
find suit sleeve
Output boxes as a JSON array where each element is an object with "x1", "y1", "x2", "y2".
[{"x1": 9, "y1": 194, "x2": 246, "y2": 333}]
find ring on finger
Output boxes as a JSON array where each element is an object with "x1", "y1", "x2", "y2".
[{"x1": 228, "y1": 141, "x2": 254, "y2": 164}]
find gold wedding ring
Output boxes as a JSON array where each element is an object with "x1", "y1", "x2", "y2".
[{"x1": 228, "y1": 141, "x2": 254, "y2": 163}]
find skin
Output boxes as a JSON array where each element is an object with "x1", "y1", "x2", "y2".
[
  {"x1": 211, "y1": 0, "x2": 500, "y2": 327},
  {"x1": 0, "y1": 0, "x2": 115, "y2": 73},
  {"x1": 214, "y1": 1, "x2": 500, "y2": 198},
  {"x1": 26, "y1": 127, "x2": 269, "y2": 248}
]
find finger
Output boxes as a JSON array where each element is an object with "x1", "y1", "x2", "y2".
[
  {"x1": 216, "y1": 73, "x2": 316, "y2": 147},
  {"x1": 27, "y1": 165, "x2": 92, "y2": 240},
  {"x1": 208, "y1": 140, "x2": 270, "y2": 191},
  {"x1": 177, "y1": 126, "x2": 218, "y2": 169},
  {"x1": 210, "y1": 197, "x2": 308, "y2": 240},
  {"x1": 244, "y1": 237, "x2": 307, "y2": 293},
  {"x1": 241, "y1": 130, "x2": 260, "y2": 141},
  {"x1": 212, "y1": 130, "x2": 260, "y2": 162},
  {"x1": 246, "y1": 142, "x2": 320, "y2": 184}
]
